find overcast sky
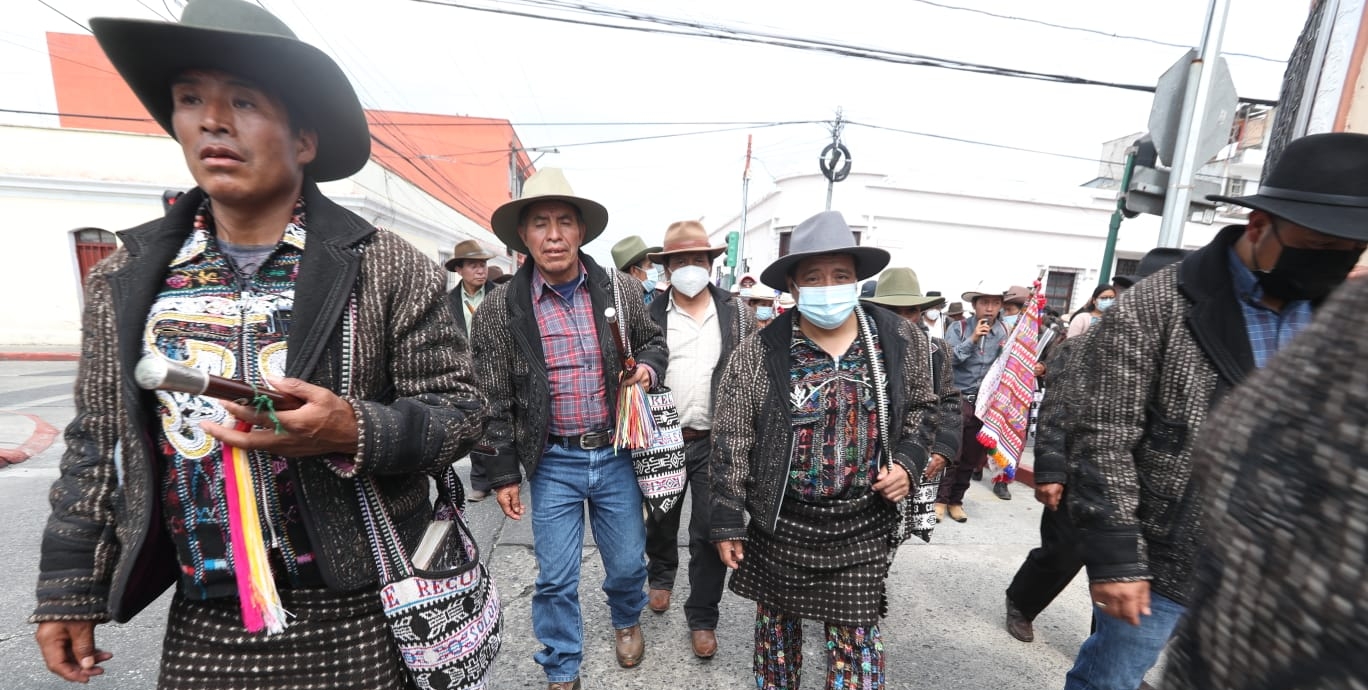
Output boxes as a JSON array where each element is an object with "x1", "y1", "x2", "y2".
[{"x1": 6, "y1": 0, "x2": 1310, "y2": 266}]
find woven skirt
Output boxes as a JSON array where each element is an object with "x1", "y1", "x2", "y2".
[
  {"x1": 730, "y1": 491, "x2": 897, "y2": 626},
  {"x1": 158, "y1": 587, "x2": 414, "y2": 690}
]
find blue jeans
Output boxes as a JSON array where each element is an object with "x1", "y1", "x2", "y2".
[
  {"x1": 529, "y1": 442, "x2": 648, "y2": 683},
  {"x1": 1063, "y1": 591, "x2": 1186, "y2": 690}
]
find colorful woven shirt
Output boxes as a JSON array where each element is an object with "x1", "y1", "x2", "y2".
[
  {"x1": 533, "y1": 266, "x2": 610, "y2": 435},
  {"x1": 145, "y1": 198, "x2": 321, "y2": 599},
  {"x1": 786, "y1": 320, "x2": 882, "y2": 500}
]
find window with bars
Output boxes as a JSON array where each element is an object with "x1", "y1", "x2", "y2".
[
  {"x1": 73, "y1": 228, "x2": 116, "y2": 287},
  {"x1": 1043, "y1": 270, "x2": 1077, "y2": 314}
]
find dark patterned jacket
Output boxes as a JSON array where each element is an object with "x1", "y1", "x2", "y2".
[
  {"x1": 709, "y1": 306, "x2": 938, "y2": 541},
  {"x1": 647, "y1": 282, "x2": 756, "y2": 415},
  {"x1": 1067, "y1": 225, "x2": 1257, "y2": 603},
  {"x1": 926, "y1": 332, "x2": 962, "y2": 462},
  {"x1": 32, "y1": 182, "x2": 487, "y2": 624},
  {"x1": 469, "y1": 254, "x2": 667, "y2": 487},
  {"x1": 1032, "y1": 330, "x2": 1092, "y2": 485},
  {"x1": 1164, "y1": 275, "x2": 1368, "y2": 690}
]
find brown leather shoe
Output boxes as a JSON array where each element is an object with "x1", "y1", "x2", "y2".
[
  {"x1": 690, "y1": 629, "x2": 718, "y2": 659},
  {"x1": 548, "y1": 679, "x2": 581, "y2": 690},
  {"x1": 947, "y1": 504, "x2": 968, "y2": 522},
  {"x1": 933, "y1": 502, "x2": 947, "y2": 522},
  {"x1": 1005, "y1": 595, "x2": 1034, "y2": 642},
  {"x1": 615, "y1": 624, "x2": 645, "y2": 668},
  {"x1": 648, "y1": 588, "x2": 671, "y2": 613}
]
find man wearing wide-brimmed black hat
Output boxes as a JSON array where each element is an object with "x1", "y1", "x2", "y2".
[
  {"x1": 31, "y1": 1, "x2": 489, "y2": 688},
  {"x1": 1064, "y1": 132, "x2": 1368, "y2": 690},
  {"x1": 709, "y1": 211, "x2": 937, "y2": 688}
]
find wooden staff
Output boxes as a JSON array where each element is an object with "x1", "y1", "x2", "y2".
[{"x1": 134, "y1": 355, "x2": 302, "y2": 411}]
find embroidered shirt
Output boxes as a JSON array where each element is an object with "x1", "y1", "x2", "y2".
[
  {"x1": 145, "y1": 198, "x2": 321, "y2": 599},
  {"x1": 533, "y1": 265, "x2": 610, "y2": 435},
  {"x1": 664, "y1": 292, "x2": 721, "y2": 430},
  {"x1": 1227, "y1": 247, "x2": 1313, "y2": 369},
  {"x1": 787, "y1": 319, "x2": 882, "y2": 500}
]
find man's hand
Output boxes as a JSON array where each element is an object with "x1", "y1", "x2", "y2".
[
  {"x1": 202, "y1": 377, "x2": 358, "y2": 457},
  {"x1": 623, "y1": 365, "x2": 652, "y2": 389},
  {"x1": 36, "y1": 621, "x2": 112, "y2": 683},
  {"x1": 1089, "y1": 581, "x2": 1151, "y2": 626},
  {"x1": 1034, "y1": 482, "x2": 1064, "y2": 511},
  {"x1": 971, "y1": 319, "x2": 992, "y2": 343},
  {"x1": 716, "y1": 540, "x2": 745, "y2": 569},
  {"x1": 495, "y1": 484, "x2": 524, "y2": 520},
  {"x1": 873, "y1": 463, "x2": 911, "y2": 502},
  {"x1": 924, "y1": 453, "x2": 948, "y2": 480}
]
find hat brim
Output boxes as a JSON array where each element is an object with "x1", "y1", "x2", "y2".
[
  {"x1": 444, "y1": 252, "x2": 496, "y2": 271},
  {"x1": 617, "y1": 246, "x2": 662, "y2": 270},
  {"x1": 647, "y1": 245, "x2": 726, "y2": 263},
  {"x1": 760, "y1": 247, "x2": 890, "y2": 291},
  {"x1": 961, "y1": 291, "x2": 1007, "y2": 303},
  {"x1": 89, "y1": 18, "x2": 370, "y2": 182},
  {"x1": 490, "y1": 194, "x2": 609, "y2": 255},
  {"x1": 1208, "y1": 193, "x2": 1368, "y2": 242},
  {"x1": 862, "y1": 295, "x2": 946, "y2": 309}
]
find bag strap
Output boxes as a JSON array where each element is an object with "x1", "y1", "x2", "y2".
[{"x1": 608, "y1": 270, "x2": 631, "y2": 362}]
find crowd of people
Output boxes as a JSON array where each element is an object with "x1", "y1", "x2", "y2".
[{"x1": 30, "y1": 2, "x2": 1368, "y2": 690}]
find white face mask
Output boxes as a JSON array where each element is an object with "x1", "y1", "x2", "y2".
[
  {"x1": 926, "y1": 309, "x2": 941, "y2": 321},
  {"x1": 669, "y1": 265, "x2": 711, "y2": 298}
]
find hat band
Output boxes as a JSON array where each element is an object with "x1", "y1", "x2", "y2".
[
  {"x1": 1259, "y1": 186, "x2": 1368, "y2": 209},
  {"x1": 661, "y1": 239, "x2": 717, "y2": 253}
]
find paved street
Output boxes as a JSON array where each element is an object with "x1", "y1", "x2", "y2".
[{"x1": 0, "y1": 360, "x2": 1146, "y2": 689}]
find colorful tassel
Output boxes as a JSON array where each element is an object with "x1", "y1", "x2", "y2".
[
  {"x1": 223, "y1": 418, "x2": 289, "y2": 634},
  {"x1": 614, "y1": 380, "x2": 658, "y2": 451}
]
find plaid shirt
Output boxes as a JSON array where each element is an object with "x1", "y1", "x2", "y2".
[
  {"x1": 1227, "y1": 247, "x2": 1313, "y2": 369},
  {"x1": 533, "y1": 266, "x2": 610, "y2": 435}
]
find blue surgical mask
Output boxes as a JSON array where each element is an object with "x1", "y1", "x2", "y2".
[
  {"x1": 1001, "y1": 314, "x2": 1019, "y2": 328},
  {"x1": 755, "y1": 306, "x2": 775, "y2": 321},
  {"x1": 797, "y1": 283, "x2": 860, "y2": 329},
  {"x1": 1097, "y1": 298, "x2": 1115, "y2": 311}
]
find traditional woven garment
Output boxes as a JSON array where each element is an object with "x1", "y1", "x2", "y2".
[{"x1": 158, "y1": 587, "x2": 413, "y2": 690}]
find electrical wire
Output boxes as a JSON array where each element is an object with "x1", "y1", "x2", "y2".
[
  {"x1": 412, "y1": 0, "x2": 1278, "y2": 107},
  {"x1": 417, "y1": 120, "x2": 820, "y2": 157},
  {"x1": 34, "y1": 0, "x2": 90, "y2": 33},
  {"x1": 905, "y1": 0, "x2": 1283, "y2": 63}
]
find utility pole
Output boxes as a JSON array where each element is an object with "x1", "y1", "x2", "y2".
[
  {"x1": 820, "y1": 107, "x2": 851, "y2": 210},
  {"x1": 734, "y1": 135, "x2": 753, "y2": 283},
  {"x1": 1099, "y1": 148, "x2": 1139, "y2": 284},
  {"x1": 1156, "y1": 0, "x2": 1232, "y2": 248}
]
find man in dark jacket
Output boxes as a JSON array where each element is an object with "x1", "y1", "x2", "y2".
[
  {"x1": 1064, "y1": 132, "x2": 1368, "y2": 690},
  {"x1": 641, "y1": 220, "x2": 756, "y2": 659},
  {"x1": 31, "y1": 2, "x2": 487, "y2": 688},
  {"x1": 445, "y1": 238, "x2": 498, "y2": 500},
  {"x1": 470, "y1": 168, "x2": 667, "y2": 690},
  {"x1": 710, "y1": 211, "x2": 938, "y2": 689}
]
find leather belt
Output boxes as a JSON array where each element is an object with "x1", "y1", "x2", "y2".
[
  {"x1": 682, "y1": 428, "x2": 711, "y2": 442},
  {"x1": 548, "y1": 430, "x2": 614, "y2": 450}
]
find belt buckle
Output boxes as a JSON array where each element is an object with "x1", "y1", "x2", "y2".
[{"x1": 579, "y1": 431, "x2": 609, "y2": 450}]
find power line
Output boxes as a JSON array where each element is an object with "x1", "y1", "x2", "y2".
[
  {"x1": 34, "y1": 0, "x2": 90, "y2": 33},
  {"x1": 0, "y1": 107, "x2": 153, "y2": 122},
  {"x1": 905, "y1": 0, "x2": 1282, "y2": 63},
  {"x1": 413, "y1": 0, "x2": 1278, "y2": 107},
  {"x1": 418, "y1": 121, "x2": 821, "y2": 157},
  {"x1": 368, "y1": 119, "x2": 825, "y2": 127},
  {"x1": 133, "y1": 0, "x2": 176, "y2": 21}
]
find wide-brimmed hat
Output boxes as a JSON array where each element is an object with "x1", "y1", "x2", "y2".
[
  {"x1": 491, "y1": 168, "x2": 609, "y2": 255},
  {"x1": 961, "y1": 281, "x2": 1009, "y2": 303},
  {"x1": 1207, "y1": 132, "x2": 1368, "y2": 242},
  {"x1": 861, "y1": 268, "x2": 947, "y2": 309},
  {"x1": 487, "y1": 266, "x2": 509, "y2": 284},
  {"x1": 444, "y1": 239, "x2": 496, "y2": 271},
  {"x1": 1113, "y1": 247, "x2": 1190, "y2": 288},
  {"x1": 647, "y1": 221, "x2": 725, "y2": 263},
  {"x1": 90, "y1": 0, "x2": 369, "y2": 182},
  {"x1": 946, "y1": 301, "x2": 965, "y2": 317},
  {"x1": 611, "y1": 235, "x2": 660, "y2": 271},
  {"x1": 760, "y1": 211, "x2": 890, "y2": 291},
  {"x1": 1003, "y1": 285, "x2": 1031, "y2": 306}
]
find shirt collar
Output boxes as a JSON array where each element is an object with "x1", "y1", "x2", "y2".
[
  {"x1": 531, "y1": 262, "x2": 587, "y2": 301},
  {"x1": 666, "y1": 291, "x2": 717, "y2": 318},
  {"x1": 460, "y1": 282, "x2": 486, "y2": 301},
  {"x1": 170, "y1": 196, "x2": 308, "y2": 268}
]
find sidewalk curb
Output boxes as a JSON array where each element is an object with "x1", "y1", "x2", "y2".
[
  {"x1": 0, "y1": 412, "x2": 59, "y2": 467},
  {"x1": 0, "y1": 352, "x2": 80, "y2": 362}
]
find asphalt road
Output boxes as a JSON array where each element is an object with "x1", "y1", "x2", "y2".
[{"x1": 0, "y1": 360, "x2": 1139, "y2": 689}]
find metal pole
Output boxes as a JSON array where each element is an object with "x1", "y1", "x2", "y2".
[
  {"x1": 1157, "y1": 0, "x2": 1232, "y2": 248},
  {"x1": 1099, "y1": 149, "x2": 1138, "y2": 284},
  {"x1": 736, "y1": 136, "x2": 752, "y2": 282}
]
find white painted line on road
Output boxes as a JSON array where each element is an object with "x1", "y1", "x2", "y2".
[{"x1": 13, "y1": 393, "x2": 73, "y2": 409}]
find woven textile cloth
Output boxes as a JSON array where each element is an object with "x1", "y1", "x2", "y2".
[
  {"x1": 1163, "y1": 276, "x2": 1368, "y2": 690},
  {"x1": 158, "y1": 587, "x2": 413, "y2": 690},
  {"x1": 973, "y1": 288, "x2": 1040, "y2": 481}
]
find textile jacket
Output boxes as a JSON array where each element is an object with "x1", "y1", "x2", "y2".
[
  {"x1": 32, "y1": 181, "x2": 487, "y2": 624},
  {"x1": 1031, "y1": 330, "x2": 1093, "y2": 486},
  {"x1": 445, "y1": 281, "x2": 482, "y2": 338},
  {"x1": 469, "y1": 254, "x2": 667, "y2": 487},
  {"x1": 709, "y1": 306, "x2": 939, "y2": 542},
  {"x1": 1067, "y1": 225, "x2": 1256, "y2": 604},
  {"x1": 647, "y1": 282, "x2": 756, "y2": 414},
  {"x1": 1163, "y1": 275, "x2": 1368, "y2": 690},
  {"x1": 926, "y1": 332, "x2": 963, "y2": 463}
]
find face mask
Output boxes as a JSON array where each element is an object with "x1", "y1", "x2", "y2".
[
  {"x1": 926, "y1": 309, "x2": 941, "y2": 321},
  {"x1": 797, "y1": 283, "x2": 860, "y2": 329},
  {"x1": 669, "y1": 265, "x2": 711, "y2": 298},
  {"x1": 1096, "y1": 298, "x2": 1115, "y2": 311},
  {"x1": 1001, "y1": 314, "x2": 1019, "y2": 328},
  {"x1": 1254, "y1": 227, "x2": 1362, "y2": 301},
  {"x1": 646, "y1": 266, "x2": 662, "y2": 284},
  {"x1": 755, "y1": 306, "x2": 775, "y2": 321}
]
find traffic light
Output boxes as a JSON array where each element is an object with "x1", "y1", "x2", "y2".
[{"x1": 725, "y1": 231, "x2": 740, "y2": 267}]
